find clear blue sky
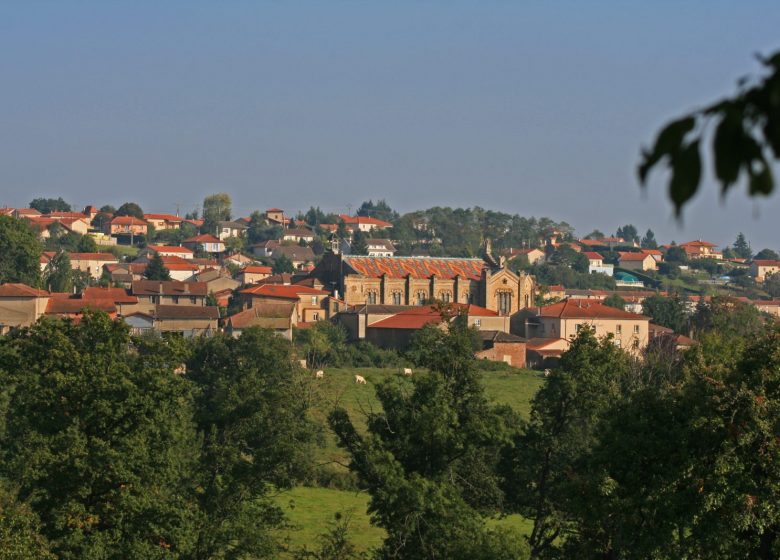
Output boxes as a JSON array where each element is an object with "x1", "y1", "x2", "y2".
[{"x1": 1, "y1": 1, "x2": 778, "y2": 249}]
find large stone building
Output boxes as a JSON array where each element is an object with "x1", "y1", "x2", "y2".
[{"x1": 311, "y1": 252, "x2": 535, "y2": 316}]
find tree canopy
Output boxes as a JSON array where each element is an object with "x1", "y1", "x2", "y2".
[
  {"x1": 114, "y1": 202, "x2": 145, "y2": 219},
  {"x1": 28, "y1": 197, "x2": 71, "y2": 214},
  {"x1": 0, "y1": 216, "x2": 43, "y2": 287}
]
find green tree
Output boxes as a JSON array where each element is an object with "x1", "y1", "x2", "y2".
[
  {"x1": 201, "y1": 193, "x2": 232, "y2": 234},
  {"x1": 272, "y1": 254, "x2": 295, "y2": 274},
  {"x1": 76, "y1": 234, "x2": 99, "y2": 253},
  {"x1": 640, "y1": 228, "x2": 658, "y2": 249},
  {"x1": 691, "y1": 296, "x2": 762, "y2": 340},
  {"x1": 357, "y1": 199, "x2": 398, "y2": 223},
  {"x1": 0, "y1": 215, "x2": 43, "y2": 287},
  {"x1": 664, "y1": 245, "x2": 688, "y2": 263},
  {"x1": 187, "y1": 329, "x2": 317, "y2": 559},
  {"x1": 144, "y1": 252, "x2": 171, "y2": 281},
  {"x1": 336, "y1": 219, "x2": 349, "y2": 240},
  {"x1": 733, "y1": 232, "x2": 753, "y2": 259},
  {"x1": 583, "y1": 229, "x2": 605, "y2": 240},
  {"x1": 114, "y1": 202, "x2": 145, "y2": 219},
  {"x1": 0, "y1": 483, "x2": 54, "y2": 559},
  {"x1": 602, "y1": 293, "x2": 626, "y2": 310},
  {"x1": 223, "y1": 236, "x2": 245, "y2": 254},
  {"x1": 641, "y1": 294, "x2": 689, "y2": 334},
  {"x1": 329, "y1": 316, "x2": 528, "y2": 559},
  {"x1": 765, "y1": 273, "x2": 780, "y2": 298},
  {"x1": 754, "y1": 248, "x2": 780, "y2": 260},
  {"x1": 501, "y1": 328, "x2": 630, "y2": 558},
  {"x1": 42, "y1": 251, "x2": 73, "y2": 293},
  {"x1": 615, "y1": 224, "x2": 639, "y2": 244},
  {"x1": 349, "y1": 229, "x2": 368, "y2": 255},
  {"x1": 0, "y1": 313, "x2": 199, "y2": 558},
  {"x1": 639, "y1": 51, "x2": 780, "y2": 214},
  {"x1": 28, "y1": 197, "x2": 71, "y2": 214}
]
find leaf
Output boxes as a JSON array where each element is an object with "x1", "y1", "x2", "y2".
[
  {"x1": 638, "y1": 116, "x2": 696, "y2": 184},
  {"x1": 669, "y1": 140, "x2": 702, "y2": 216},
  {"x1": 748, "y1": 157, "x2": 774, "y2": 196},
  {"x1": 713, "y1": 112, "x2": 743, "y2": 192}
]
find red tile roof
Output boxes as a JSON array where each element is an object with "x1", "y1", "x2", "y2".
[
  {"x1": 240, "y1": 265, "x2": 273, "y2": 274},
  {"x1": 338, "y1": 214, "x2": 393, "y2": 228},
  {"x1": 753, "y1": 260, "x2": 780, "y2": 267},
  {"x1": 680, "y1": 239, "x2": 717, "y2": 248},
  {"x1": 618, "y1": 252, "x2": 651, "y2": 261},
  {"x1": 240, "y1": 284, "x2": 329, "y2": 299},
  {"x1": 143, "y1": 213, "x2": 183, "y2": 221},
  {"x1": 68, "y1": 252, "x2": 117, "y2": 261},
  {"x1": 110, "y1": 216, "x2": 147, "y2": 225},
  {"x1": 538, "y1": 299, "x2": 648, "y2": 320},
  {"x1": 0, "y1": 283, "x2": 49, "y2": 297},
  {"x1": 154, "y1": 305, "x2": 219, "y2": 320},
  {"x1": 183, "y1": 234, "x2": 221, "y2": 244},
  {"x1": 148, "y1": 245, "x2": 193, "y2": 254},
  {"x1": 81, "y1": 287, "x2": 138, "y2": 304},
  {"x1": 131, "y1": 280, "x2": 208, "y2": 296},
  {"x1": 343, "y1": 256, "x2": 486, "y2": 281},
  {"x1": 583, "y1": 252, "x2": 603, "y2": 260},
  {"x1": 46, "y1": 298, "x2": 116, "y2": 315}
]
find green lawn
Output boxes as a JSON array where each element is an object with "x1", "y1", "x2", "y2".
[{"x1": 275, "y1": 366, "x2": 544, "y2": 555}]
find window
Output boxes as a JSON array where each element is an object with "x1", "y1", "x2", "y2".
[
  {"x1": 439, "y1": 291, "x2": 451, "y2": 303},
  {"x1": 575, "y1": 323, "x2": 582, "y2": 332},
  {"x1": 172, "y1": 296, "x2": 179, "y2": 304},
  {"x1": 392, "y1": 291, "x2": 402, "y2": 305},
  {"x1": 416, "y1": 291, "x2": 426, "y2": 305},
  {"x1": 474, "y1": 319, "x2": 481, "y2": 327},
  {"x1": 614, "y1": 339, "x2": 622, "y2": 347},
  {"x1": 312, "y1": 312, "x2": 319, "y2": 321},
  {"x1": 616, "y1": 324, "x2": 622, "y2": 334},
  {"x1": 151, "y1": 295, "x2": 159, "y2": 304},
  {"x1": 190, "y1": 296, "x2": 197, "y2": 304},
  {"x1": 633, "y1": 324, "x2": 640, "y2": 334},
  {"x1": 311, "y1": 296, "x2": 318, "y2": 305},
  {"x1": 496, "y1": 291, "x2": 513, "y2": 315},
  {"x1": 367, "y1": 291, "x2": 377, "y2": 305}
]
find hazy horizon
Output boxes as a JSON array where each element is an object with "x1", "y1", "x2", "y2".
[{"x1": 1, "y1": 1, "x2": 779, "y2": 250}]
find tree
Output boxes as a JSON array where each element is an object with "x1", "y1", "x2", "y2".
[
  {"x1": 144, "y1": 252, "x2": 171, "y2": 281},
  {"x1": 665, "y1": 245, "x2": 688, "y2": 263},
  {"x1": 583, "y1": 229, "x2": 605, "y2": 240},
  {"x1": 639, "y1": 51, "x2": 780, "y2": 215},
  {"x1": 0, "y1": 216, "x2": 43, "y2": 287},
  {"x1": 349, "y1": 229, "x2": 368, "y2": 255},
  {"x1": 602, "y1": 293, "x2": 626, "y2": 310},
  {"x1": 272, "y1": 254, "x2": 295, "y2": 274},
  {"x1": 549, "y1": 244, "x2": 588, "y2": 272},
  {"x1": 754, "y1": 248, "x2": 780, "y2": 260},
  {"x1": 336, "y1": 219, "x2": 349, "y2": 240},
  {"x1": 501, "y1": 328, "x2": 630, "y2": 558},
  {"x1": 0, "y1": 313, "x2": 199, "y2": 558},
  {"x1": 99, "y1": 204, "x2": 116, "y2": 215},
  {"x1": 642, "y1": 294, "x2": 689, "y2": 334},
  {"x1": 76, "y1": 234, "x2": 98, "y2": 253},
  {"x1": 187, "y1": 329, "x2": 317, "y2": 559},
  {"x1": 357, "y1": 199, "x2": 398, "y2": 223},
  {"x1": 329, "y1": 316, "x2": 528, "y2": 559},
  {"x1": 615, "y1": 224, "x2": 639, "y2": 244},
  {"x1": 733, "y1": 232, "x2": 753, "y2": 259},
  {"x1": 42, "y1": 251, "x2": 73, "y2": 293},
  {"x1": 202, "y1": 193, "x2": 232, "y2": 233},
  {"x1": 765, "y1": 273, "x2": 780, "y2": 298},
  {"x1": 223, "y1": 236, "x2": 245, "y2": 254},
  {"x1": 640, "y1": 228, "x2": 658, "y2": 249},
  {"x1": 0, "y1": 483, "x2": 54, "y2": 559},
  {"x1": 28, "y1": 197, "x2": 71, "y2": 214},
  {"x1": 114, "y1": 202, "x2": 145, "y2": 219},
  {"x1": 691, "y1": 296, "x2": 762, "y2": 340}
]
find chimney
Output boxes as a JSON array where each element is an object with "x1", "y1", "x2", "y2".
[
  {"x1": 183, "y1": 283, "x2": 189, "y2": 294},
  {"x1": 158, "y1": 283, "x2": 164, "y2": 295}
]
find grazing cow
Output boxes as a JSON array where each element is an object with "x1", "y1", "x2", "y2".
[
  {"x1": 355, "y1": 374, "x2": 367, "y2": 385},
  {"x1": 403, "y1": 368, "x2": 413, "y2": 376},
  {"x1": 543, "y1": 368, "x2": 551, "y2": 377},
  {"x1": 299, "y1": 359, "x2": 308, "y2": 368},
  {"x1": 315, "y1": 370, "x2": 324, "y2": 379}
]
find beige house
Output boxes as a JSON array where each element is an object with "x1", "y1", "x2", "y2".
[
  {"x1": 106, "y1": 216, "x2": 148, "y2": 236},
  {"x1": 129, "y1": 280, "x2": 208, "y2": 314},
  {"x1": 678, "y1": 240, "x2": 722, "y2": 260},
  {"x1": 240, "y1": 283, "x2": 332, "y2": 324},
  {"x1": 509, "y1": 248, "x2": 546, "y2": 265},
  {"x1": 338, "y1": 214, "x2": 393, "y2": 232},
  {"x1": 527, "y1": 299, "x2": 650, "y2": 354},
  {"x1": 225, "y1": 302, "x2": 298, "y2": 340},
  {"x1": 124, "y1": 305, "x2": 219, "y2": 337},
  {"x1": 145, "y1": 245, "x2": 195, "y2": 259},
  {"x1": 236, "y1": 265, "x2": 273, "y2": 285},
  {"x1": 0, "y1": 284, "x2": 50, "y2": 334},
  {"x1": 265, "y1": 208, "x2": 288, "y2": 226},
  {"x1": 282, "y1": 228, "x2": 315, "y2": 243},
  {"x1": 750, "y1": 260, "x2": 780, "y2": 283},
  {"x1": 618, "y1": 252, "x2": 656, "y2": 271},
  {"x1": 68, "y1": 252, "x2": 119, "y2": 279},
  {"x1": 143, "y1": 214, "x2": 183, "y2": 230},
  {"x1": 366, "y1": 239, "x2": 396, "y2": 257}
]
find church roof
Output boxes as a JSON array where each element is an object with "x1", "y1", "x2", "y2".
[{"x1": 342, "y1": 256, "x2": 486, "y2": 281}]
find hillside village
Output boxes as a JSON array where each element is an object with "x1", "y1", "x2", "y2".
[{"x1": 1, "y1": 195, "x2": 778, "y2": 368}]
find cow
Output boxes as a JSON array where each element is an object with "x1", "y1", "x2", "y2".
[
  {"x1": 543, "y1": 368, "x2": 551, "y2": 377},
  {"x1": 315, "y1": 370, "x2": 324, "y2": 379},
  {"x1": 355, "y1": 375, "x2": 367, "y2": 385},
  {"x1": 403, "y1": 368, "x2": 413, "y2": 376}
]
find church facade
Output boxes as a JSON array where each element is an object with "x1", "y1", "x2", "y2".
[{"x1": 311, "y1": 252, "x2": 535, "y2": 316}]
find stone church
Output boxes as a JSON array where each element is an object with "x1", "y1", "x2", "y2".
[{"x1": 311, "y1": 247, "x2": 536, "y2": 316}]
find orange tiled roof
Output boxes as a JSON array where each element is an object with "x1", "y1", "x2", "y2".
[
  {"x1": 148, "y1": 245, "x2": 194, "y2": 254},
  {"x1": 110, "y1": 216, "x2": 147, "y2": 225},
  {"x1": 342, "y1": 256, "x2": 486, "y2": 281},
  {"x1": 618, "y1": 252, "x2": 651, "y2": 261},
  {"x1": 0, "y1": 283, "x2": 49, "y2": 297},
  {"x1": 184, "y1": 234, "x2": 221, "y2": 244},
  {"x1": 240, "y1": 284, "x2": 329, "y2": 299},
  {"x1": 538, "y1": 299, "x2": 648, "y2": 320}
]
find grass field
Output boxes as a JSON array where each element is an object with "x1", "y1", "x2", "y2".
[{"x1": 276, "y1": 366, "x2": 544, "y2": 555}]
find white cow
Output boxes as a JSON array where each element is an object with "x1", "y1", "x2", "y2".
[
  {"x1": 315, "y1": 370, "x2": 324, "y2": 379},
  {"x1": 543, "y1": 368, "x2": 551, "y2": 377},
  {"x1": 355, "y1": 374, "x2": 367, "y2": 385},
  {"x1": 403, "y1": 368, "x2": 413, "y2": 376}
]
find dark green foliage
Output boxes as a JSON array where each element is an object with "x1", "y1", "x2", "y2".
[
  {"x1": 687, "y1": 257, "x2": 723, "y2": 275},
  {"x1": 144, "y1": 252, "x2": 171, "y2": 281},
  {"x1": 28, "y1": 197, "x2": 71, "y2": 214},
  {"x1": 187, "y1": 329, "x2": 317, "y2": 559},
  {"x1": 115, "y1": 202, "x2": 145, "y2": 219},
  {"x1": 642, "y1": 294, "x2": 689, "y2": 334},
  {"x1": 549, "y1": 245, "x2": 588, "y2": 273},
  {"x1": 691, "y1": 296, "x2": 763, "y2": 340},
  {"x1": 765, "y1": 273, "x2": 780, "y2": 297},
  {"x1": 0, "y1": 313, "x2": 199, "y2": 558},
  {"x1": 0, "y1": 483, "x2": 54, "y2": 559},
  {"x1": 530, "y1": 263, "x2": 617, "y2": 290},
  {"x1": 664, "y1": 245, "x2": 688, "y2": 263},
  {"x1": 76, "y1": 234, "x2": 98, "y2": 253},
  {"x1": 42, "y1": 251, "x2": 73, "y2": 293},
  {"x1": 640, "y1": 228, "x2": 658, "y2": 249},
  {"x1": 272, "y1": 254, "x2": 295, "y2": 274},
  {"x1": 292, "y1": 513, "x2": 362, "y2": 560},
  {"x1": 583, "y1": 229, "x2": 605, "y2": 239},
  {"x1": 349, "y1": 229, "x2": 368, "y2": 255},
  {"x1": 615, "y1": 224, "x2": 639, "y2": 244},
  {"x1": 329, "y1": 318, "x2": 528, "y2": 559},
  {"x1": 356, "y1": 199, "x2": 398, "y2": 223},
  {"x1": 247, "y1": 211, "x2": 282, "y2": 244},
  {"x1": 602, "y1": 293, "x2": 626, "y2": 310},
  {"x1": 639, "y1": 50, "x2": 780, "y2": 214},
  {"x1": 0, "y1": 215, "x2": 43, "y2": 287},
  {"x1": 336, "y1": 220, "x2": 349, "y2": 240},
  {"x1": 733, "y1": 232, "x2": 753, "y2": 259},
  {"x1": 201, "y1": 193, "x2": 231, "y2": 234},
  {"x1": 293, "y1": 322, "x2": 405, "y2": 369},
  {"x1": 755, "y1": 248, "x2": 780, "y2": 260}
]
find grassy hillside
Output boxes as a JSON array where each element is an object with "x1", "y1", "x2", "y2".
[{"x1": 276, "y1": 366, "x2": 544, "y2": 555}]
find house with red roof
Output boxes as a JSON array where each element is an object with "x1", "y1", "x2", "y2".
[
  {"x1": 239, "y1": 283, "x2": 333, "y2": 324},
  {"x1": 519, "y1": 299, "x2": 650, "y2": 354},
  {"x1": 224, "y1": 301, "x2": 298, "y2": 340},
  {"x1": 0, "y1": 283, "x2": 50, "y2": 333},
  {"x1": 584, "y1": 251, "x2": 614, "y2": 276},
  {"x1": 750, "y1": 260, "x2": 780, "y2": 283},
  {"x1": 236, "y1": 265, "x2": 273, "y2": 285},
  {"x1": 67, "y1": 252, "x2": 119, "y2": 279},
  {"x1": 105, "y1": 216, "x2": 148, "y2": 237},
  {"x1": 182, "y1": 234, "x2": 225, "y2": 255},
  {"x1": 677, "y1": 239, "x2": 722, "y2": 260},
  {"x1": 508, "y1": 247, "x2": 546, "y2": 265},
  {"x1": 338, "y1": 214, "x2": 393, "y2": 232},
  {"x1": 143, "y1": 213, "x2": 184, "y2": 230},
  {"x1": 145, "y1": 245, "x2": 195, "y2": 259},
  {"x1": 618, "y1": 251, "x2": 656, "y2": 271}
]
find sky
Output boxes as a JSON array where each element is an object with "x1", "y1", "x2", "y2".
[{"x1": 0, "y1": 1, "x2": 779, "y2": 250}]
